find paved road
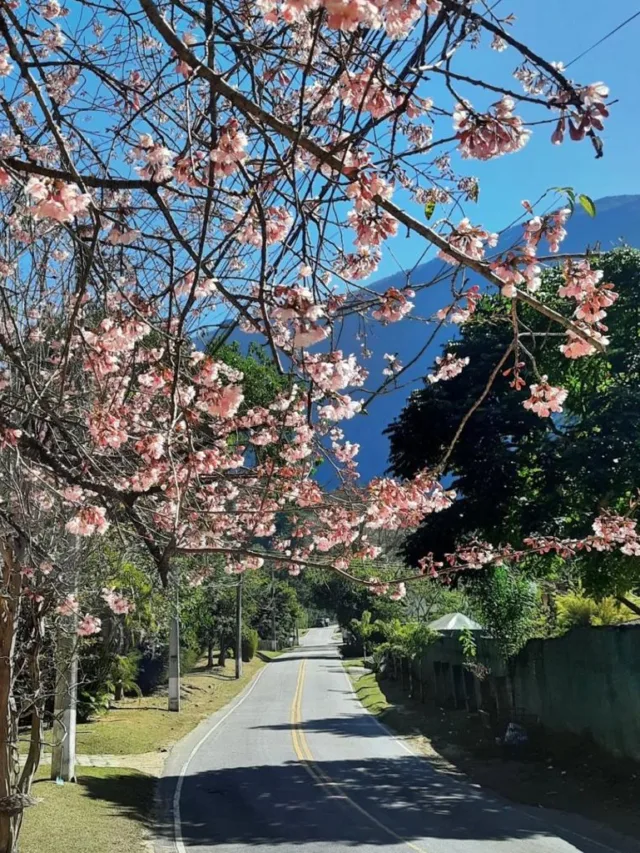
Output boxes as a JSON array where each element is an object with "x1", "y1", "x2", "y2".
[{"x1": 157, "y1": 626, "x2": 640, "y2": 853}]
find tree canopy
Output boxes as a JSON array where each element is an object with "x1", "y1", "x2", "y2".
[{"x1": 387, "y1": 248, "x2": 640, "y2": 598}]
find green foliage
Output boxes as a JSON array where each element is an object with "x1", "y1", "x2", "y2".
[
  {"x1": 110, "y1": 653, "x2": 143, "y2": 701},
  {"x1": 473, "y1": 566, "x2": 539, "y2": 658},
  {"x1": 372, "y1": 618, "x2": 438, "y2": 667},
  {"x1": 350, "y1": 610, "x2": 376, "y2": 656},
  {"x1": 387, "y1": 248, "x2": 640, "y2": 599},
  {"x1": 555, "y1": 591, "x2": 639, "y2": 633},
  {"x1": 459, "y1": 627, "x2": 477, "y2": 660},
  {"x1": 241, "y1": 628, "x2": 259, "y2": 662}
]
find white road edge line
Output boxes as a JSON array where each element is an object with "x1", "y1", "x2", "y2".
[
  {"x1": 172, "y1": 665, "x2": 268, "y2": 853},
  {"x1": 340, "y1": 662, "x2": 624, "y2": 853}
]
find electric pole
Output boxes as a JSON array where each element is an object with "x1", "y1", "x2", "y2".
[{"x1": 235, "y1": 576, "x2": 243, "y2": 680}]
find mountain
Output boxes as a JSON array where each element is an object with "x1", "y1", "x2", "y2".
[{"x1": 337, "y1": 194, "x2": 640, "y2": 481}]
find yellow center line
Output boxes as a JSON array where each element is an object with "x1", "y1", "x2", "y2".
[{"x1": 290, "y1": 658, "x2": 430, "y2": 853}]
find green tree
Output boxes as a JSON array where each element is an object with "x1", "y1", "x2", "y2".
[{"x1": 386, "y1": 248, "x2": 640, "y2": 602}]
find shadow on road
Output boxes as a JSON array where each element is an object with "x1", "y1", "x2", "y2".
[
  {"x1": 252, "y1": 714, "x2": 390, "y2": 739},
  {"x1": 85, "y1": 754, "x2": 639, "y2": 853}
]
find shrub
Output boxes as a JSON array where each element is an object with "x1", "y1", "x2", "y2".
[{"x1": 242, "y1": 628, "x2": 259, "y2": 662}]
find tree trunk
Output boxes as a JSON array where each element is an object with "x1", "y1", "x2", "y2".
[
  {"x1": 0, "y1": 538, "x2": 24, "y2": 853},
  {"x1": 207, "y1": 640, "x2": 214, "y2": 669},
  {"x1": 617, "y1": 595, "x2": 640, "y2": 617},
  {"x1": 218, "y1": 643, "x2": 227, "y2": 668},
  {"x1": 15, "y1": 609, "x2": 45, "y2": 841}
]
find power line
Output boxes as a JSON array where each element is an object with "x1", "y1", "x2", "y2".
[{"x1": 565, "y1": 10, "x2": 640, "y2": 68}]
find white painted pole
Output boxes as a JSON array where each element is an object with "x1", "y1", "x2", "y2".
[
  {"x1": 51, "y1": 623, "x2": 78, "y2": 782},
  {"x1": 168, "y1": 615, "x2": 181, "y2": 712}
]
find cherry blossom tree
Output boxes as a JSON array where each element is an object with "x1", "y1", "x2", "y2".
[{"x1": 0, "y1": 1, "x2": 632, "y2": 848}]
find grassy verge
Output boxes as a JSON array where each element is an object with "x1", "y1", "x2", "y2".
[
  {"x1": 21, "y1": 654, "x2": 270, "y2": 853},
  {"x1": 345, "y1": 664, "x2": 640, "y2": 841},
  {"x1": 76, "y1": 655, "x2": 265, "y2": 755},
  {"x1": 21, "y1": 766, "x2": 155, "y2": 853}
]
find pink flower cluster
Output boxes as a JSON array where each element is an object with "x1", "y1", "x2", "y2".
[
  {"x1": 558, "y1": 260, "x2": 617, "y2": 359},
  {"x1": 454, "y1": 97, "x2": 531, "y2": 160},
  {"x1": 439, "y1": 218, "x2": 498, "y2": 265},
  {"x1": 210, "y1": 119, "x2": 248, "y2": 179},
  {"x1": 260, "y1": 0, "x2": 437, "y2": 37},
  {"x1": 25, "y1": 177, "x2": 91, "y2": 223},
  {"x1": 591, "y1": 514, "x2": 640, "y2": 557},
  {"x1": 551, "y1": 82, "x2": 610, "y2": 145},
  {"x1": 102, "y1": 588, "x2": 136, "y2": 615},
  {"x1": 437, "y1": 285, "x2": 481, "y2": 325},
  {"x1": 304, "y1": 351, "x2": 367, "y2": 392},
  {"x1": 372, "y1": 287, "x2": 414, "y2": 323},
  {"x1": 428, "y1": 353, "x2": 470, "y2": 384},
  {"x1": 229, "y1": 205, "x2": 293, "y2": 247},
  {"x1": 339, "y1": 65, "x2": 395, "y2": 118},
  {"x1": 131, "y1": 134, "x2": 175, "y2": 182},
  {"x1": 491, "y1": 248, "x2": 541, "y2": 297},
  {"x1": 65, "y1": 505, "x2": 110, "y2": 536},
  {"x1": 523, "y1": 376, "x2": 568, "y2": 418},
  {"x1": 524, "y1": 208, "x2": 571, "y2": 254},
  {"x1": 270, "y1": 285, "x2": 328, "y2": 349},
  {"x1": 77, "y1": 614, "x2": 102, "y2": 637}
]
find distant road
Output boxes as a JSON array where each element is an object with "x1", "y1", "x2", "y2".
[{"x1": 157, "y1": 625, "x2": 640, "y2": 853}]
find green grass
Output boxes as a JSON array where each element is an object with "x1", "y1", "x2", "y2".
[
  {"x1": 21, "y1": 767, "x2": 154, "y2": 853},
  {"x1": 76, "y1": 655, "x2": 265, "y2": 755}
]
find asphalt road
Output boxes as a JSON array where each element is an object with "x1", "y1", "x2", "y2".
[{"x1": 157, "y1": 626, "x2": 640, "y2": 853}]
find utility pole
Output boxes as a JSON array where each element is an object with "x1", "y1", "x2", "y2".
[
  {"x1": 271, "y1": 567, "x2": 277, "y2": 652},
  {"x1": 168, "y1": 572, "x2": 180, "y2": 712},
  {"x1": 51, "y1": 549, "x2": 79, "y2": 782},
  {"x1": 235, "y1": 576, "x2": 243, "y2": 680},
  {"x1": 51, "y1": 625, "x2": 78, "y2": 782}
]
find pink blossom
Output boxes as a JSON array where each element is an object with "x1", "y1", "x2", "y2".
[
  {"x1": 131, "y1": 134, "x2": 175, "y2": 183},
  {"x1": 57, "y1": 595, "x2": 80, "y2": 617},
  {"x1": 39, "y1": 561, "x2": 54, "y2": 575},
  {"x1": 25, "y1": 177, "x2": 91, "y2": 223},
  {"x1": 318, "y1": 394, "x2": 362, "y2": 422},
  {"x1": 454, "y1": 97, "x2": 531, "y2": 160},
  {"x1": 40, "y1": 1, "x2": 64, "y2": 20},
  {"x1": 107, "y1": 226, "x2": 140, "y2": 245},
  {"x1": 389, "y1": 582, "x2": 407, "y2": 601},
  {"x1": 524, "y1": 208, "x2": 571, "y2": 253},
  {"x1": 77, "y1": 614, "x2": 102, "y2": 637},
  {"x1": 428, "y1": 353, "x2": 469, "y2": 384},
  {"x1": 0, "y1": 53, "x2": 12, "y2": 77},
  {"x1": 348, "y1": 207, "x2": 398, "y2": 249},
  {"x1": 382, "y1": 353, "x2": 402, "y2": 377},
  {"x1": 437, "y1": 286, "x2": 481, "y2": 325},
  {"x1": 210, "y1": 119, "x2": 248, "y2": 179},
  {"x1": 304, "y1": 351, "x2": 367, "y2": 392},
  {"x1": 523, "y1": 376, "x2": 568, "y2": 418},
  {"x1": 65, "y1": 505, "x2": 110, "y2": 536},
  {"x1": 372, "y1": 288, "x2": 413, "y2": 323},
  {"x1": 102, "y1": 588, "x2": 135, "y2": 615},
  {"x1": 439, "y1": 218, "x2": 498, "y2": 264},
  {"x1": 292, "y1": 323, "x2": 329, "y2": 349},
  {"x1": 0, "y1": 427, "x2": 22, "y2": 449}
]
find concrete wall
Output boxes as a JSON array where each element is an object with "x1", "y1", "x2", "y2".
[
  {"x1": 509, "y1": 625, "x2": 640, "y2": 762},
  {"x1": 414, "y1": 625, "x2": 640, "y2": 762}
]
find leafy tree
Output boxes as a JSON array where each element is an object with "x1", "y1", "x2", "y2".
[
  {"x1": 471, "y1": 566, "x2": 540, "y2": 658},
  {"x1": 350, "y1": 610, "x2": 376, "y2": 658},
  {"x1": 387, "y1": 248, "x2": 640, "y2": 601}
]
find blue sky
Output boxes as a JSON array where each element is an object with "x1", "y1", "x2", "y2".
[{"x1": 375, "y1": 0, "x2": 640, "y2": 282}]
